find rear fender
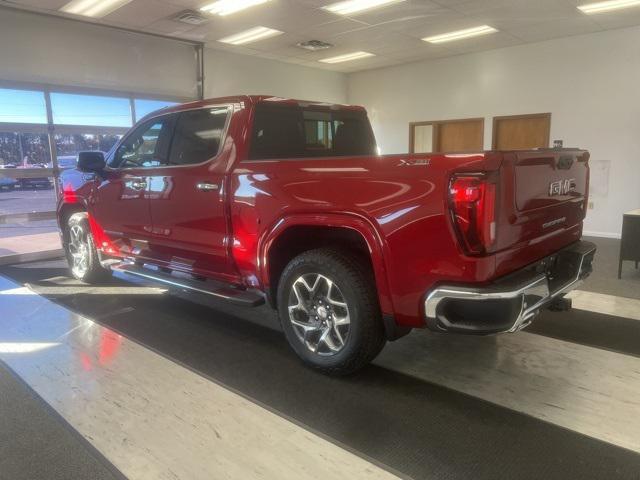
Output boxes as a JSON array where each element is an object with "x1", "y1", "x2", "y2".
[{"x1": 258, "y1": 213, "x2": 395, "y2": 316}]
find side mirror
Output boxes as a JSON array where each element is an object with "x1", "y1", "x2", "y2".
[{"x1": 77, "y1": 151, "x2": 106, "y2": 172}]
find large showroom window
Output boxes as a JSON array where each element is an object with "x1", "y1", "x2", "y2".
[
  {"x1": 55, "y1": 133, "x2": 123, "y2": 170},
  {"x1": 134, "y1": 99, "x2": 178, "y2": 121},
  {"x1": 0, "y1": 84, "x2": 186, "y2": 262},
  {"x1": 50, "y1": 92, "x2": 132, "y2": 128},
  {"x1": 0, "y1": 88, "x2": 47, "y2": 124}
]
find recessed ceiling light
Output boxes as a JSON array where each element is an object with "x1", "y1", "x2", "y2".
[
  {"x1": 320, "y1": 51, "x2": 375, "y2": 63},
  {"x1": 60, "y1": 0, "x2": 133, "y2": 17},
  {"x1": 422, "y1": 25, "x2": 498, "y2": 44},
  {"x1": 218, "y1": 27, "x2": 283, "y2": 45},
  {"x1": 200, "y1": 0, "x2": 270, "y2": 16},
  {"x1": 578, "y1": 0, "x2": 640, "y2": 14},
  {"x1": 323, "y1": 0, "x2": 406, "y2": 15}
]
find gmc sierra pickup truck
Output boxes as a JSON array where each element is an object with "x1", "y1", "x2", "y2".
[{"x1": 57, "y1": 95, "x2": 596, "y2": 374}]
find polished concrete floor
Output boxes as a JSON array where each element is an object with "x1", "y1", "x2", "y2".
[{"x1": 1, "y1": 236, "x2": 640, "y2": 480}]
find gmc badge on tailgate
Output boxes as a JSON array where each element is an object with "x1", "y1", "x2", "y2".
[{"x1": 549, "y1": 178, "x2": 576, "y2": 196}]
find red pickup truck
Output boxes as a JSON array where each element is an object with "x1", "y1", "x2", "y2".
[{"x1": 57, "y1": 95, "x2": 596, "y2": 374}]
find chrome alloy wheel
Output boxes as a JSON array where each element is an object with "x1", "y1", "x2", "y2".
[
  {"x1": 287, "y1": 273, "x2": 351, "y2": 356},
  {"x1": 68, "y1": 224, "x2": 90, "y2": 278}
]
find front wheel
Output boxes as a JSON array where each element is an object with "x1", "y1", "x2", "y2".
[
  {"x1": 277, "y1": 248, "x2": 386, "y2": 375},
  {"x1": 65, "y1": 213, "x2": 111, "y2": 283}
]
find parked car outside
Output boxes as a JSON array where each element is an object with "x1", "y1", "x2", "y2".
[
  {"x1": 57, "y1": 155, "x2": 78, "y2": 170},
  {"x1": 0, "y1": 164, "x2": 18, "y2": 191},
  {"x1": 17, "y1": 163, "x2": 53, "y2": 189}
]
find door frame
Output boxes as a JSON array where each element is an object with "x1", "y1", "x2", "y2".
[
  {"x1": 409, "y1": 117, "x2": 484, "y2": 153},
  {"x1": 491, "y1": 112, "x2": 551, "y2": 150}
]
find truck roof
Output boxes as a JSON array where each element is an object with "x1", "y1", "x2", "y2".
[{"x1": 144, "y1": 95, "x2": 366, "y2": 122}]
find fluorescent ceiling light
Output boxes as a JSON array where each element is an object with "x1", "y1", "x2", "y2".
[
  {"x1": 320, "y1": 51, "x2": 375, "y2": 63},
  {"x1": 422, "y1": 25, "x2": 498, "y2": 44},
  {"x1": 577, "y1": 0, "x2": 640, "y2": 14},
  {"x1": 323, "y1": 0, "x2": 406, "y2": 15},
  {"x1": 60, "y1": 0, "x2": 133, "y2": 17},
  {"x1": 200, "y1": 0, "x2": 270, "y2": 16},
  {"x1": 218, "y1": 27, "x2": 283, "y2": 45}
]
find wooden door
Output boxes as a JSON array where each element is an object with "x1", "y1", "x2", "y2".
[
  {"x1": 492, "y1": 113, "x2": 551, "y2": 150},
  {"x1": 437, "y1": 119, "x2": 483, "y2": 152},
  {"x1": 410, "y1": 118, "x2": 484, "y2": 153}
]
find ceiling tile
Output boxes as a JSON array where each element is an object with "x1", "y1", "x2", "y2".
[
  {"x1": 340, "y1": 0, "x2": 452, "y2": 26},
  {"x1": 371, "y1": 36, "x2": 452, "y2": 57},
  {"x1": 263, "y1": 45, "x2": 309, "y2": 58},
  {"x1": 291, "y1": 18, "x2": 369, "y2": 38},
  {"x1": 433, "y1": 31, "x2": 523, "y2": 55},
  {"x1": 205, "y1": 0, "x2": 335, "y2": 30},
  {"x1": 183, "y1": 18, "x2": 260, "y2": 41},
  {"x1": 11, "y1": 0, "x2": 69, "y2": 10},
  {"x1": 146, "y1": 18, "x2": 198, "y2": 35},
  {"x1": 584, "y1": 8, "x2": 640, "y2": 30},
  {"x1": 402, "y1": 16, "x2": 497, "y2": 39},
  {"x1": 239, "y1": 32, "x2": 307, "y2": 52},
  {"x1": 509, "y1": 16, "x2": 602, "y2": 42},
  {"x1": 104, "y1": 0, "x2": 184, "y2": 28},
  {"x1": 7, "y1": 0, "x2": 640, "y2": 74},
  {"x1": 160, "y1": 0, "x2": 206, "y2": 8},
  {"x1": 451, "y1": 0, "x2": 579, "y2": 25}
]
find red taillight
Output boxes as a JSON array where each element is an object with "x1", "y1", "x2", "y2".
[{"x1": 449, "y1": 175, "x2": 497, "y2": 255}]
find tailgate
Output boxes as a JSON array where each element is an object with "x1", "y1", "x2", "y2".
[
  {"x1": 495, "y1": 149, "x2": 589, "y2": 255},
  {"x1": 514, "y1": 151, "x2": 588, "y2": 212}
]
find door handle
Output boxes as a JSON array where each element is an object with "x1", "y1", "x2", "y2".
[
  {"x1": 196, "y1": 182, "x2": 219, "y2": 192},
  {"x1": 131, "y1": 180, "x2": 147, "y2": 190}
]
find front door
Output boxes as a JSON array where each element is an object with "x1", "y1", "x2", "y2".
[
  {"x1": 145, "y1": 106, "x2": 238, "y2": 281},
  {"x1": 91, "y1": 116, "x2": 174, "y2": 261}
]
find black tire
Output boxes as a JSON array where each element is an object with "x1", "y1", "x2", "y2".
[
  {"x1": 277, "y1": 248, "x2": 386, "y2": 375},
  {"x1": 65, "y1": 213, "x2": 111, "y2": 283}
]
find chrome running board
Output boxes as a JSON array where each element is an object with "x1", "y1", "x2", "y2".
[{"x1": 112, "y1": 263, "x2": 265, "y2": 307}]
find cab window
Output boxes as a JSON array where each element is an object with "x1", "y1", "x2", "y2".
[
  {"x1": 167, "y1": 107, "x2": 229, "y2": 166},
  {"x1": 112, "y1": 116, "x2": 174, "y2": 168},
  {"x1": 248, "y1": 103, "x2": 377, "y2": 160}
]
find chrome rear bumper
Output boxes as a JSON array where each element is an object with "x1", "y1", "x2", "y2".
[{"x1": 424, "y1": 240, "x2": 596, "y2": 334}]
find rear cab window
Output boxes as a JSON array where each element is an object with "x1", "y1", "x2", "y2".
[{"x1": 248, "y1": 103, "x2": 377, "y2": 160}]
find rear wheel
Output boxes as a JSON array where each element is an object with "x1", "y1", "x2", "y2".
[
  {"x1": 277, "y1": 248, "x2": 386, "y2": 375},
  {"x1": 65, "y1": 213, "x2": 111, "y2": 283}
]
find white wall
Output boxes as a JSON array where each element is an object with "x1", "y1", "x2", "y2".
[
  {"x1": 348, "y1": 27, "x2": 640, "y2": 237},
  {"x1": 0, "y1": 8, "x2": 198, "y2": 99},
  {"x1": 204, "y1": 49, "x2": 347, "y2": 104}
]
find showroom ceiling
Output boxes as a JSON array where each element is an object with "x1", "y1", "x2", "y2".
[{"x1": 4, "y1": 0, "x2": 640, "y2": 72}]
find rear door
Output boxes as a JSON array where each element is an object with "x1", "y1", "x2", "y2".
[
  {"x1": 91, "y1": 116, "x2": 174, "y2": 261},
  {"x1": 145, "y1": 105, "x2": 236, "y2": 280}
]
